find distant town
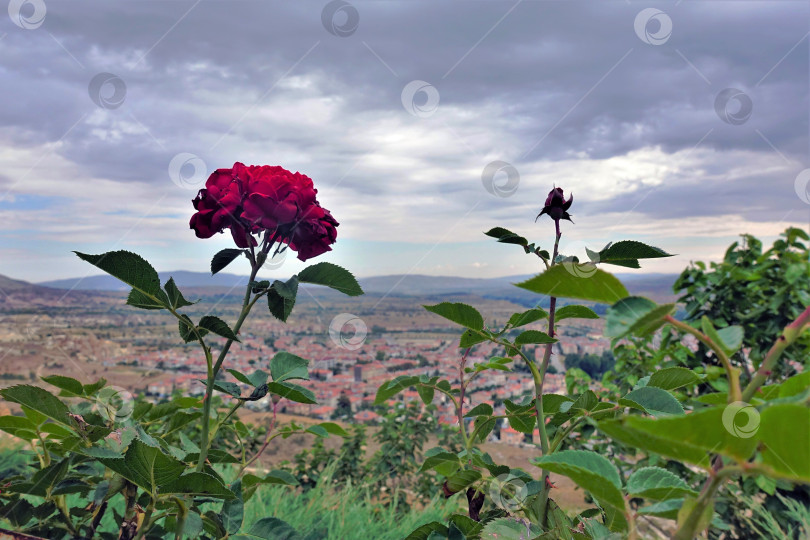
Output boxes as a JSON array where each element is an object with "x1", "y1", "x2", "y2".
[{"x1": 0, "y1": 273, "x2": 630, "y2": 447}]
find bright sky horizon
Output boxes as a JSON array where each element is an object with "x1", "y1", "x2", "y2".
[{"x1": 1, "y1": 2, "x2": 809, "y2": 283}]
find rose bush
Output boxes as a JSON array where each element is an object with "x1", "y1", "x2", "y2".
[
  {"x1": 190, "y1": 162, "x2": 338, "y2": 261},
  {"x1": 0, "y1": 164, "x2": 362, "y2": 539},
  {"x1": 378, "y1": 188, "x2": 810, "y2": 540}
]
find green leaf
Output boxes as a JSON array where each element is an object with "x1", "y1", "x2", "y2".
[
  {"x1": 508, "y1": 308, "x2": 548, "y2": 328},
  {"x1": 555, "y1": 305, "x2": 599, "y2": 321},
  {"x1": 465, "y1": 403, "x2": 494, "y2": 418},
  {"x1": 648, "y1": 367, "x2": 702, "y2": 391},
  {"x1": 375, "y1": 375, "x2": 420, "y2": 404},
  {"x1": 267, "y1": 382, "x2": 316, "y2": 404},
  {"x1": 638, "y1": 499, "x2": 683, "y2": 519},
  {"x1": 41, "y1": 375, "x2": 84, "y2": 396},
  {"x1": 776, "y1": 371, "x2": 810, "y2": 398},
  {"x1": 270, "y1": 352, "x2": 309, "y2": 383},
  {"x1": 263, "y1": 470, "x2": 299, "y2": 486},
  {"x1": 306, "y1": 425, "x2": 329, "y2": 438},
  {"x1": 199, "y1": 316, "x2": 240, "y2": 342},
  {"x1": 445, "y1": 469, "x2": 481, "y2": 493},
  {"x1": 533, "y1": 450, "x2": 624, "y2": 511},
  {"x1": 606, "y1": 297, "x2": 675, "y2": 339},
  {"x1": 480, "y1": 518, "x2": 542, "y2": 539},
  {"x1": 598, "y1": 408, "x2": 759, "y2": 469},
  {"x1": 211, "y1": 248, "x2": 245, "y2": 275},
  {"x1": 98, "y1": 439, "x2": 184, "y2": 495},
  {"x1": 619, "y1": 387, "x2": 685, "y2": 417},
  {"x1": 178, "y1": 314, "x2": 205, "y2": 343},
  {"x1": 514, "y1": 330, "x2": 556, "y2": 346},
  {"x1": 516, "y1": 265, "x2": 629, "y2": 304},
  {"x1": 677, "y1": 496, "x2": 713, "y2": 537},
  {"x1": 592, "y1": 240, "x2": 674, "y2": 268},
  {"x1": 0, "y1": 385, "x2": 71, "y2": 426},
  {"x1": 242, "y1": 470, "x2": 299, "y2": 492},
  {"x1": 232, "y1": 517, "x2": 302, "y2": 540},
  {"x1": 210, "y1": 381, "x2": 242, "y2": 398},
  {"x1": 449, "y1": 514, "x2": 483, "y2": 538},
  {"x1": 484, "y1": 226, "x2": 528, "y2": 245},
  {"x1": 227, "y1": 369, "x2": 267, "y2": 388},
  {"x1": 126, "y1": 289, "x2": 166, "y2": 310},
  {"x1": 0, "y1": 416, "x2": 38, "y2": 439},
  {"x1": 507, "y1": 411, "x2": 535, "y2": 434},
  {"x1": 423, "y1": 302, "x2": 484, "y2": 330},
  {"x1": 626, "y1": 467, "x2": 697, "y2": 500},
  {"x1": 459, "y1": 329, "x2": 489, "y2": 348},
  {"x1": 405, "y1": 522, "x2": 448, "y2": 540},
  {"x1": 167, "y1": 472, "x2": 236, "y2": 499},
  {"x1": 83, "y1": 378, "x2": 107, "y2": 396},
  {"x1": 417, "y1": 385, "x2": 434, "y2": 405},
  {"x1": 297, "y1": 262, "x2": 363, "y2": 296},
  {"x1": 75, "y1": 250, "x2": 162, "y2": 297},
  {"x1": 165, "y1": 277, "x2": 195, "y2": 309},
  {"x1": 758, "y1": 404, "x2": 810, "y2": 482},
  {"x1": 267, "y1": 277, "x2": 299, "y2": 322},
  {"x1": 316, "y1": 422, "x2": 348, "y2": 437},
  {"x1": 701, "y1": 317, "x2": 744, "y2": 355},
  {"x1": 420, "y1": 451, "x2": 461, "y2": 477}
]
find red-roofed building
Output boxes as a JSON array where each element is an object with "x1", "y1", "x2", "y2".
[
  {"x1": 500, "y1": 425, "x2": 524, "y2": 446},
  {"x1": 354, "y1": 410, "x2": 380, "y2": 423}
]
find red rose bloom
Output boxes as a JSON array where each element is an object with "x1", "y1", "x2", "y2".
[{"x1": 190, "y1": 163, "x2": 338, "y2": 261}]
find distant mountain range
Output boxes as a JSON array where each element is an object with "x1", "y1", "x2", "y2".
[{"x1": 34, "y1": 271, "x2": 680, "y2": 304}]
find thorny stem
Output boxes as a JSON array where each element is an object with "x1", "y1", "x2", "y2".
[
  {"x1": 672, "y1": 464, "x2": 743, "y2": 540},
  {"x1": 196, "y1": 243, "x2": 267, "y2": 472},
  {"x1": 664, "y1": 315, "x2": 741, "y2": 403},
  {"x1": 458, "y1": 348, "x2": 472, "y2": 450},
  {"x1": 675, "y1": 306, "x2": 810, "y2": 538},
  {"x1": 741, "y1": 305, "x2": 810, "y2": 402},
  {"x1": 132, "y1": 498, "x2": 155, "y2": 540},
  {"x1": 536, "y1": 219, "x2": 561, "y2": 526},
  {"x1": 238, "y1": 399, "x2": 279, "y2": 478}
]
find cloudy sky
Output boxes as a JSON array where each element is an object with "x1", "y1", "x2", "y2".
[{"x1": 1, "y1": 0, "x2": 808, "y2": 283}]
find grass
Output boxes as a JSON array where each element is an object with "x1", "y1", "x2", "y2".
[
  {"x1": 0, "y1": 447, "x2": 459, "y2": 539},
  {"x1": 241, "y1": 465, "x2": 462, "y2": 539}
]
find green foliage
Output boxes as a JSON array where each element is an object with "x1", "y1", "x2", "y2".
[
  {"x1": 211, "y1": 248, "x2": 246, "y2": 274},
  {"x1": 424, "y1": 302, "x2": 485, "y2": 330},
  {"x1": 297, "y1": 262, "x2": 363, "y2": 296},
  {"x1": 674, "y1": 228, "x2": 810, "y2": 379},
  {"x1": 586, "y1": 240, "x2": 674, "y2": 269},
  {"x1": 0, "y1": 246, "x2": 364, "y2": 539},
  {"x1": 516, "y1": 265, "x2": 629, "y2": 304},
  {"x1": 605, "y1": 296, "x2": 675, "y2": 341}
]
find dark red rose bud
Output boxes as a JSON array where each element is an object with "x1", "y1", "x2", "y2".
[
  {"x1": 536, "y1": 186, "x2": 573, "y2": 223},
  {"x1": 466, "y1": 487, "x2": 485, "y2": 521}
]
